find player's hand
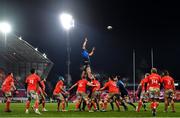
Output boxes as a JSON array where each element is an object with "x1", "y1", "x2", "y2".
[
  {"x1": 85, "y1": 37, "x2": 88, "y2": 42},
  {"x1": 15, "y1": 90, "x2": 19, "y2": 94},
  {"x1": 65, "y1": 91, "x2": 70, "y2": 95}
]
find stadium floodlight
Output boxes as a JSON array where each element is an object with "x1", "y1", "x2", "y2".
[
  {"x1": 43, "y1": 53, "x2": 47, "y2": 58},
  {"x1": 35, "y1": 48, "x2": 38, "y2": 51},
  {"x1": 60, "y1": 13, "x2": 74, "y2": 30},
  {"x1": 18, "y1": 36, "x2": 22, "y2": 40},
  {"x1": 0, "y1": 22, "x2": 12, "y2": 34}
]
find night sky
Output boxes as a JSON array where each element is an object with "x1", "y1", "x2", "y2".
[{"x1": 0, "y1": 0, "x2": 180, "y2": 85}]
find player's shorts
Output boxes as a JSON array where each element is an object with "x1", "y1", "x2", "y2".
[
  {"x1": 91, "y1": 91, "x2": 100, "y2": 100},
  {"x1": 164, "y1": 89, "x2": 174, "y2": 99},
  {"x1": 108, "y1": 93, "x2": 121, "y2": 101},
  {"x1": 27, "y1": 90, "x2": 38, "y2": 100},
  {"x1": 148, "y1": 87, "x2": 160, "y2": 99},
  {"x1": 3, "y1": 91, "x2": 12, "y2": 98},
  {"x1": 76, "y1": 92, "x2": 88, "y2": 101},
  {"x1": 140, "y1": 91, "x2": 149, "y2": 100},
  {"x1": 53, "y1": 93, "x2": 65, "y2": 101}
]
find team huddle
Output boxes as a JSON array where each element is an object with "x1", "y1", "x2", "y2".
[{"x1": 1, "y1": 38, "x2": 176, "y2": 117}]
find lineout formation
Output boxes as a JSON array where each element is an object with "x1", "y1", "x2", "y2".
[{"x1": 1, "y1": 38, "x2": 176, "y2": 117}]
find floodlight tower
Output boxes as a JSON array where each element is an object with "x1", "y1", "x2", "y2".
[
  {"x1": 60, "y1": 13, "x2": 74, "y2": 83},
  {"x1": 0, "y1": 22, "x2": 12, "y2": 46}
]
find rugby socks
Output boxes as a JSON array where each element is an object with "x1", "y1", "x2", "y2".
[
  {"x1": 42, "y1": 100, "x2": 45, "y2": 108},
  {"x1": 137, "y1": 101, "x2": 143, "y2": 112},
  {"x1": 34, "y1": 100, "x2": 39, "y2": 109},
  {"x1": 26, "y1": 100, "x2": 30, "y2": 109},
  {"x1": 110, "y1": 101, "x2": 114, "y2": 111},
  {"x1": 62, "y1": 101, "x2": 65, "y2": 110},
  {"x1": 57, "y1": 100, "x2": 60, "y2": 111},
  {"x1": 6, "y1": 99, "x2": 11, "y2": 111}
]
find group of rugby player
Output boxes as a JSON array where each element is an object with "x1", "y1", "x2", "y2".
[
  {"x1": 1, "y1": 69, "x2": 48, "y2": 114},
  {"x1": 136, "y1": 68, "x2": 176, "y2": 116},
  {"x1": 1, "y1": 38, "x2": 176, "y2": 117}
]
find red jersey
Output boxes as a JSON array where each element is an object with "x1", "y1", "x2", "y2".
[
  {"x1": 53, "y1": 80, "x2": 64, "y2": 94},
  {"x1": 77, "y1": 79, "x2": 88, "y2": 93},
  {"x1": 140, "y1": 77, "x2": 149, "y2": 91},
  {"x1": 92, "y1": 79, "x2": 101, "y2": 92},
  {"x1": 104, "y1": 80, "x2": 119, "y2": 93},
  {"x1": 161, "y1": 76, "x2": 175, "y2": 90},
  {"x1": 2, "y1": 75, "x2": 14, "y2": 92},
  {"x1": 145, "y1": 73, "x2": 161, "y2": 89},
  {"x1": 25, "y1": 73, "x2": 41, "y2": 92}
]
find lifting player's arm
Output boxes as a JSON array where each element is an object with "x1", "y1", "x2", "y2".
[
  {"x1": 87, "y1": 81, "x2": 96, "y2": 87},
  {"x1": 99, "y1": 83, "x2": 108, "y2": 91},
  {"x1": 172, "y1": 80, "x2": 176, "y2": 94},
  {"x1": 89, "y1": 47, "x2": 95, "y2": 56},
  {"x1": 82, "y1": 37, "x2": 88, "y2": 50},
  {"x1": 68, "y1": 83, "x2": 78, "y2": 91},
  {"x1": 60, "y1": 86, "x2": 68, "y2": 94}
]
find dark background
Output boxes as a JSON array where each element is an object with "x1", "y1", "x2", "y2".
[{"x1": 0, "y1": 0, "x2": 179, "y2": 89}]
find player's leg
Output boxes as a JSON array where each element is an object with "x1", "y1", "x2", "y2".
[
  {"x1": 169, "y1": 90, "x2": 175, "y2": 112},
  {"x1": 25, "y1": 91, "x2": 32, "y2": 113},
  {"x1": 114, "y1": 94, "x2": 121, "y2": 111},
  {"x1": 82, "y1": 93, "x2": 92, "y2": 112},
  {"x1": 137, "y1": 92, "x2": 144, "y2": 112},
  {"x1": 54, "y1": 94, "x2": 61, "y2": 111},
  {"x1": 33, "y1": 92, "x2": 41, "y2": 114},
  {"x1": 95, "y1": 93, "x2": 100, "y2": 110},
  {"x1": 123, "y1": 95, "x2": 136, "y2": 110},
  {"x1": 171, "y1": 98, "x2": 175, "y2": 112},
  {"x1": 41, "y1": 95, "x2": 47, "y2": 111},
  {"x1": 164, "y1": 91, "x2": 168, "y2": 112},
  {"x1": 4, "y1": 92, "x2": 12, "y2": 112},
  {"x1": 150, "y1": 88, "x2": 160, "y2": 116},
  {"x1": 86, "y1": 66, "x2": 93, "y2": 79},
  {"x1": 91, "y1": 92, "x2": 98, "y2": 111},
  {"x1": 59, "y1": 93, "x2": 66, "y2": 111},
  {"x1": 109, "y1": 98, "x2": 114, "y2": 111},
  {"x1": 75, "y1": 92, "x2": 82, "y2": 111}
]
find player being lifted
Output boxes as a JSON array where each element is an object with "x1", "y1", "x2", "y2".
[
  {"x1": 82, "y1": 37, "x2": 95, "y2": 79},
  {"x1": 161, "y1": 70, "x2": 176, "y2": 112},
  {"x1": 136, "y1": 73, "x2": 150, "y2": 112},
  {"x1": 25, "y1": 69, "x2": 42, "y2": 115},
  {"x1": 68, "y1": 71, "x2": 96, "y2": 112},
  {"x1": 144, "y1": 68, "x2": 162, "y2": 116},
  {"x1": 53, "y1": 76, "x2": 68, "y2": 112},
  {"x1": 1, "y1": 72, "x2": 18, "y2": 112}
]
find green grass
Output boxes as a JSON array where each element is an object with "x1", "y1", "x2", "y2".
[{"x1": 0, "y1": 102, "x2": 179, "y2": 117}]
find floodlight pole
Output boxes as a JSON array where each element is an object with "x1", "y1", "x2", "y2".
[
  {"x1": 133, "y1": 49, "x2": 136, "y2": 99},
  {"x1": 66, "y1": 31, "x2": 70, "y2": 82},
  {"x1": 151, "y1": 48, "x2": 154, "y2": 68}
]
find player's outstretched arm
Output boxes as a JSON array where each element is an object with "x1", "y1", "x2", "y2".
[
  {"x1": 87, "y1": 81, "x2": 96, "y2": 87},
  {"x1": 82, "y1": 37, "x2": 88, "y2": 49},
  {"x1": 89, "y1": 47, "x2": 95, "y2": 56},
  {"x1": 68, "y1": 83, "x2": 77, "y2": 91}
]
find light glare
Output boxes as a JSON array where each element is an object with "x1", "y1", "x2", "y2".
[
  {"x1": 60, "y1": 13, "x2": 74, "y2": 30},
  {"x1": 0, "y1": 22, "x2": 12, "y2": 33}
]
